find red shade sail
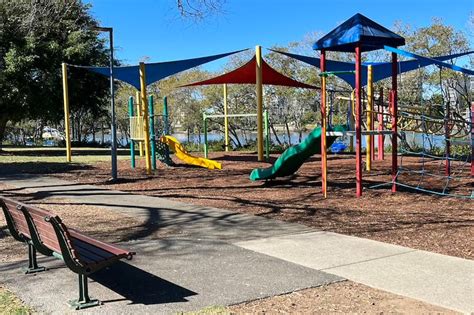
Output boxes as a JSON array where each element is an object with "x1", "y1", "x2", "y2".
[{"x1": 181, "y1": 56, "x2": 318, "y2": 89}]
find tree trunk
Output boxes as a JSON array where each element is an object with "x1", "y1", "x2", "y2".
[
  {"x1": 0, "y1": 116, "x2": 8, "y2": 151},
  {"x1": 270, "y1": 122, "x2": 282, "y2": 146},
  {"x1": 285, "y1": 122, "x2": 291, "y2": 146},
  {"x1": 92, "y1": 123, "x2": 96, "y2": 143},
  {"x1": 229, "y1": 125, "x2": 242, "y2": 147}
]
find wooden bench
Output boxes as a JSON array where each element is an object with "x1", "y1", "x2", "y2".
[
  {"x1": 0, "y1": 197, "x2": 136, "y2": 310},
  {"x1": 0, "y1": 197, "x2": 50, "y2": 273}
]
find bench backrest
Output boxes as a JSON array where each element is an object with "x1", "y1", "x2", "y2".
[
  {"x1": 22, "y1": 204, "x2": 67, "y2": 254},
  {"x1": 0, "y1": 197, "x2": 32, "y2": 241}
]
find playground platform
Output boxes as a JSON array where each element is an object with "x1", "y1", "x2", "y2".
[{"x1": 0, "y1": 175, "x2": 473, "y2": 313}]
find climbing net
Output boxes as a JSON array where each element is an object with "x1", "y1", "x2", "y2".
[
  {"x1": 394, "y1": 99, "x2": 473, "y2": 199},
  {"x1": 154, "y1": 115, "x2": 173, "y2": 165}
]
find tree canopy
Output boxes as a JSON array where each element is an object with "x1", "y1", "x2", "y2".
[{"x1": 0, "y1": 0, "x2": 111, "y2": 146}]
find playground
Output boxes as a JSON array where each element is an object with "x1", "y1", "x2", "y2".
[{"x1": 1, "y1": 6, "x2": 473, "y2": 314}]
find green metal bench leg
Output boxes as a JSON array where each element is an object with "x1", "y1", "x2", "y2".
[
  {"x1": 23, "y1": 243, "x2": 46, "y2": 274},
  {"x1": 68, "y1": 274, "x2": 101, "y2": 310}
]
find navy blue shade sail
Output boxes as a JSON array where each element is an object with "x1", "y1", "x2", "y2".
[
  {"x1": 313, "y1": 13, "x2": 405, "y2": 52},
  {"x1": 384, "y1": 46, "x2": 474, "y2": 76},
  {"x1": 70, "y1": 49, "x2": 248, "y2": 89},
  {"x1": 271, "y1": 49, "x2": 474, "y2": 87}
]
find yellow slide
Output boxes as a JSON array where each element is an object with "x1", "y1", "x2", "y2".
[{"x1": 160, "y1": 135, "x2": 222, "y2": 170}]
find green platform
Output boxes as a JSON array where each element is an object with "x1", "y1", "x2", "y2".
[{"x1": 250, "y1": 125, "x2": 346, "y2": 181}]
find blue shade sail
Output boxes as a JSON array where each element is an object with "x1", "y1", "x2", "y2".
[
  {"x1": 384, "y1": 46, "x2": 474, "y2": 76},
  {"x1": 70, "y1": 49, "x2": 248, "y2": 89},
  {"x1": 271, "y1": 49, "x2": 474, "y2": 88}
]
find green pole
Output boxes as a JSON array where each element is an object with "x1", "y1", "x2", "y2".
[
  {"x1": 203, "y1": 113, "x2": 208, "y2": 158},
  {"x1": 162, "y1": 96, "x2": 171, "y2": 164},
  {"x1": 128, "y1": 96, "x2": 135, "y2": 168},
  {"x1": 264, "y1": 109, "x2": 270, "y2": 161},
  {"x1": 149, "y1": 95, "x2": 156, "y2": 170},
  {"x1": 163, "y1": 96, "x2": 169, "y2": 134}
]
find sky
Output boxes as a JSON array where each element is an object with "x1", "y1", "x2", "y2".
[{"x1": 84, "y1": 0, "x2": 473, "y2": 69}]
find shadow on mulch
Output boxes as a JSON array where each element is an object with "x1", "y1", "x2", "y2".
[{"x1": 0, "y1": 162, "x2": 93, "y2": 176}]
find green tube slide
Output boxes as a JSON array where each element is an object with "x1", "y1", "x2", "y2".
[{"x1": 249, "y1": 125, "x2": 346, "y2": 181}]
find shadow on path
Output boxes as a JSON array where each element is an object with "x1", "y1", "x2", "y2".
[{"x1": 92, "y1": 261, "x2": 197, "y2": 305}]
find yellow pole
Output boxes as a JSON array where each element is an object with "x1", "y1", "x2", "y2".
[
  {"x1": 61, "y1": 63, "x2": 72, "y2": 162},
  {"x1": 223, "y1": 84, "x2": 229, "y2": 152},
  {"x1": 256, "y1": 45, "x2": 264, "y2": 162},
  {"x1": 139, "y1": 62, "x2": 152, "y2": 174},
  {"x1": 136, "y1": 90, "x2": 144, "y2": 157},
  {"x1": 367, "y1": 65, "x2": 373, "y2": 171}
]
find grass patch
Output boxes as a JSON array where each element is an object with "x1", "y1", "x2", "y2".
[
  {"x1": 0, "y1": 287, "x2": 32, "y2": 314},
  {"x1": 178, "y1": 305, "x2": 229, "y2": 315}
]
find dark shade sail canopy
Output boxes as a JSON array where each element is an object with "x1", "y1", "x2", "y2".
[
  {"x1": 271, "y1": 49, "x2": 474, "y2": 87},
  {"x1": 70, "y1": 49, "x2": 247, "y2": 89},
  {"x1": 313, "y1": 13, "x2": 405, "y2": 52},
  {"x1": 384, "y1": 46, "x2": 474, "y2": 75},
  {"x1": 181, "y1": 55, "x2": 318, "y2": 89}
]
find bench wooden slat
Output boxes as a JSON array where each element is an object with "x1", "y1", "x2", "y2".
[
  {"x1": 6, "y1": 205, "x2": 30, "y2": 232},
  {"x1": 71, "y1": 239, "x2": 115, "y2": 264},
  {"x1": 72, "y1": 237, "x2": 116, "y2": 260},
  {"x1": 69, "y1": 229, "x2": 134, "y2": 257},
  {"x1": 9, "y1": 211, "x2": 31, "y2": 238}
]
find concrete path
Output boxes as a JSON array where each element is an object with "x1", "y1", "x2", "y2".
[
  {"x1": 236, "y1": 231, "x2": 474, "y2": 313},
  {"x1": 0, "y1": 175, "x2": 340, "y2": 313},
  {"x1": 1, "y1": 174, "x2": 473, "y2": 313}
]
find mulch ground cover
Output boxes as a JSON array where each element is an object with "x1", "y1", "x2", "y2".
[
  {"x1": 36, "y1": 151, "x2": 474, "y2": 260},
  {"x1": 0, "y1": 153, "x2": 468, "y2": 313}
]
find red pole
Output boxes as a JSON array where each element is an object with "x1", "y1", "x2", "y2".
[
  {"x1": 445, "y1": 95, "x2": 451, "y2": 176},
  {"x1": 378, "y1": 88, "x2": 384, "y2": 160},
  {"x1": 391, "y1": 52, "x2": 398, "y2": 192},
  {"x1": 471, "y1": 102, "x2": 473, "y2": 176},
  {"x1": 355, "y1": 45, "x2": 362, "y2": 197},
  {"x1": 320, "y1": 50, "x2": 327, "y2": 197}
]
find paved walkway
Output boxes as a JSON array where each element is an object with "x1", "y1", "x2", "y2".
[{"x1": 1, "y1": 174, "x2": 473, "y2": 313}]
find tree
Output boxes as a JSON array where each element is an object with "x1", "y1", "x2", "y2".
[
  {"x1": 0, "y1": 1, "x2": 110, "y2": 148},
  {"x1": 176, "y1": 0, "x2": 226, "y2": 20}
]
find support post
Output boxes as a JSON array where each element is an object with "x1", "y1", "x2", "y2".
[
  {"x1": 444, "y1": 77, "x2": 451, "y2": 177},
  {"x1": 471, "y1": 102, "x2": 473, "y2": 176},
  {"x1": 136, "y1": 90, "x2": 144, "y2": 157},
  {"x1": 24, "y1": 243, "x2": 46, "y2": 274},
  {"x1": 320, "y1": 50, "x2": 328, "y2": 198},
  {"x1": 264, "y1": 109, "x2": 270, "y2": 161},
  {"x1": 139, "y1": 62, "x2": 152, "y2": 174},
  {"x1": 68, "y1": 274, "x2": 100, "y2": 310},
  {"x1": 367, "y1": 65, "x2": 373, "y2": 171},
  {"x1": 108, "y1": 28, "x2": 118, "y2": 181},
  {"x1": 149, "y1": 95, "x2": 156, "y2": 170},
  {"x1": 349, "y1": 90, "x2": 355, "y2": 153},
  {"x1": 391, "y1": 52, "x2": 398, "y2": 192},
  {"x1": 62, "y1": 63, "x2": 72, "y2": 162},
  {"x1": 203, "y1": 113, "x2": 208, "y2": 158},
  {"x1": 128, "y1": 96, "x2": 135, "y2": 168},
  {"x1": 223, "y1": 84, "x2": 229, "y2": 152},
  {"x1": 256, "y1": 45, "x2": 264, "y2": 162},
  {"x1": 163, "y1": 96, "x2": 171, "y2": 163},
  {"x1": 355, "y1": 45, "x2": 363, "y2": 197},
  {"x1": 377, "y1": 88, "x2": 384, "y2": 160}
]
